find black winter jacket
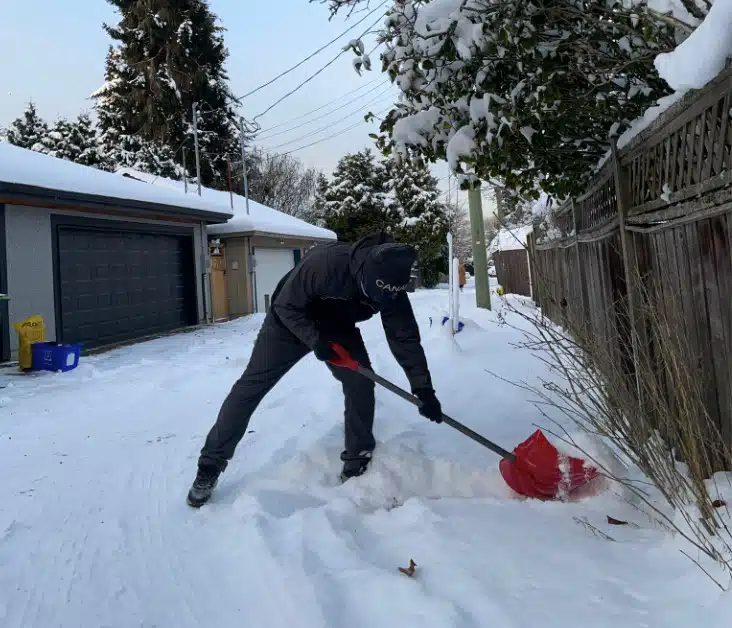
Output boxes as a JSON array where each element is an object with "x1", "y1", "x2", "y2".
[{"x1": 270, "y1": 232, "x2": 433, "y2": 392}]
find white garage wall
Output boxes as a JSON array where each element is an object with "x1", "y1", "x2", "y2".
[
  {"x1": 5, "y1": 204, "x2": 209, "y2": 358},
  {"x1": 6, "y1": 206, "x2": 56, "y2": 354}
]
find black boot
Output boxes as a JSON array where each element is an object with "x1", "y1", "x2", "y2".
[
  {"x1": 187, "y1": 464, "x2": 221, "y2": 508},
  {"x1": 340, "y1": 450, "x2": 373, "y2": 482}
]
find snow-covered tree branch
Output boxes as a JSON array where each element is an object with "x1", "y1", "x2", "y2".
[{"x1": 315, "y1": 0, "x2": 713, "y2": 199}]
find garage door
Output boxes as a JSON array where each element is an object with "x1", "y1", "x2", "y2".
[
  {"x1": 56, "y1": 225, "x2": 197, "y2": 348},
  {"x1": 254, "y1": 248, "x2": 296, "y2": 312}
]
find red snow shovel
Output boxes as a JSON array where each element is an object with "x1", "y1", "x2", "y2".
[{"x1": 328, "y1": 343, "x2": 599, "y2": 500}]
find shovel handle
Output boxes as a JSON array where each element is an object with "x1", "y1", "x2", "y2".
[{"x1": 328, "y1": 343, "x2": 517, "y2": 462}]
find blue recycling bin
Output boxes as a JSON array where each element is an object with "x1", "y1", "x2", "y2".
[{"x1": 31, "y1": 342, "x2": 82, "y2": 373}]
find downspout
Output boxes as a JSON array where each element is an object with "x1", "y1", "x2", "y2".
[
  {"x1": 248, "y1": 236, "x2": 257, "y2": 313},
  {"x1": 201, "y1": 221, "x2": 213, "y2": 324}
]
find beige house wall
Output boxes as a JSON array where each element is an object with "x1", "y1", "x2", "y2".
[{"x1": 219, "y1": 233, "x2": 331, "y2": 316}]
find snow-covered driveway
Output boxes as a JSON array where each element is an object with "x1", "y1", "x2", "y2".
[{"x1": 0, "y1": 286, "x2": 726, "y2": 627}]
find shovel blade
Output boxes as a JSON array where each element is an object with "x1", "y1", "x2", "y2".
[{"x1": 499, "y1": 429, "x2": 600, "y2": 500}]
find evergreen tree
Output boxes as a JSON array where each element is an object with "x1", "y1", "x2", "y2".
[
  {"x1": 310, "y1": 172, "x2": 330, "y2": 227},
  {"x1": 323, "y1": 149, "x2": 399, "y2": 242},
  {"x1": 46, "y1": 115, "x2": 104, "y2": 167},
  {"x1": 386, "y1": 157, "x2": 448, "y2": 287},
  {"x1": 92, "y1": 0, "x2": 239, "y2": 186},
  {"x1": 72, "y1": 113, "x2": 106, "y2": 168},
  {"x1": 45, "y1": 117, "x2": 74, "y2": 160},
  {"x1": 4, "y1": 102, "x2": 54, "y2": 154}
]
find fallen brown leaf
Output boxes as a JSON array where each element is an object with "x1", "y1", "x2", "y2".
[
  {"x1": 398, "y1": 559, "x2": 417, "y2": 577},
  {"x1": 607, "y1": 516, "x2": 628, "y2": 526}
]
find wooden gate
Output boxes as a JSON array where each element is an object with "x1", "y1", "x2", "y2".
[{"x1": 210, "y1": 251, "x2": 229, "y2": 322}]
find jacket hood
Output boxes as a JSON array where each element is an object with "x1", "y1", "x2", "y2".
[
  {"x1": 348, "y1": 231, "x2": 416, "y2": 306},
  {"x1": 348, "y1": 231, "x2": 395, "y2": 277}
]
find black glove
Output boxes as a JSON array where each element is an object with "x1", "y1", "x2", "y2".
[
  {"x1": 313, "y1": 338, "x2": 336, "y2": 362},
  {"x1": 414, "y1": 388, "x2": 442, "y2": 423}
]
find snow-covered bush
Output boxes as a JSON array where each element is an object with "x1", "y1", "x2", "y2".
[{"x1": 319, "y1": 0, "x2": 695, "y2": 198}]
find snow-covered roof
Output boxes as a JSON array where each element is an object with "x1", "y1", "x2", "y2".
[
  {"x1": 0, "y1": 141, "x2": 233, "y2": 221},
  {"x1": 488, "y1": 224, "x2": 533, "y2": 255},
  {"x1": 116, "y1": 168, "x2": 336, "y2": 241}
]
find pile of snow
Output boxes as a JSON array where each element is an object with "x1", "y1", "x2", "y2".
[
  {"x1": 488, "y1": 224, "x2": 532, "y2": 255},
  {"x1": 0, "y1": 282, "x2": 730, "y2": 626},
  {"x1": 116, "y1": 168, "x2": 336, "y2": 241},
  {"x1": 0, "y1": 141, "x2": 233, "y2": 219}
]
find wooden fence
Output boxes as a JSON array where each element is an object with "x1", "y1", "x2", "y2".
[
  {"x1": 530, "y1": 64, "x2": 732, "y2": 461},
  {"x1": 493, "y1": 249, "x2": 532, "y2": 297}
]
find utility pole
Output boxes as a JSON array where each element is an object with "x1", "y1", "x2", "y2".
[
  {"x1": 226, "y1": 158, "x2": 234, "y2": 209},
  {"x1": 192, "y1": 102, "x2": 202, "y2": 196},
  {"x1": 182, "y1": 148, "x2": 188, "y2": 194},
  {"x1": 239, "y1": 117, "x2": 251, "y2": 215},
  {"x1": 468, "y1": 180, "x2": 491, "y2": 310}
]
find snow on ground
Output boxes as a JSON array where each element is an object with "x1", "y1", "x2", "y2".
[{"x1": 1, "y1": 281, "x2": 731, "y2": 627}]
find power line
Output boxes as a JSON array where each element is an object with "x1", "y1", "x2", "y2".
[
  {"x1": 256, "y1": 80, "x2": 389, "y2": 141},
  {"x1": 258, "y1": 92, "x2": 392, "y2": 152},
  {"x1": 279, "y1": 106, "x2": 390, "y2": 156},
  {"x1": 235, "y1": 0, "x2": 388, "y2": 102},
  {"x1": 255, "y1": 77, "x2": 382, "y2": 134},
  {"x1": 253, "y1": 7, "x2": 388, "y2": 122}
]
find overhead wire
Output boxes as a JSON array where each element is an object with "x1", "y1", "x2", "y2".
[
  {"x1": 255, "y1": 80, "x2": 389, "y2": 141},
  {"x1": 234, "y1": 0, "x2": 388, "y2": 102},
  {"x1": 255, "y1": 77, "x2": 382, "y2": 133},
  {"x1": 278, "y1": 106, "x2": 391, "y2": 156},
  {"x1": 252, "y1": 6, "x2": 388, "y2": 122},
  {"x1": 257, "y1": 91, "x2": 393, "y2": 152}
]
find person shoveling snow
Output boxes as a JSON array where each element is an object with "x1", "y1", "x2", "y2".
[{"x1": 187, "y1": 232, "x2": 444, "y2": 507}]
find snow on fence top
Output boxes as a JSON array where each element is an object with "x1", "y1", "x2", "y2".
[
  {"x1": 0, "y1": 142, "x2": 233, "y2": 219},
  {"x1": 116, "y1": 168, "x2": 337, "y2": 241},
  {"x1": 599, "y1": 0, "x2": 732, "y2": 162},
  {"x1": 488, "y1": 224, "x2": 533, "y2": 256}
]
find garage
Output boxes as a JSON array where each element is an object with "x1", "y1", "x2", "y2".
[
  {"x1": 54, "y1": 221, "x2": 197, "y2": 348},
  {"x1": 253, "y1": 247, "x2": 297, "y2": 312}
]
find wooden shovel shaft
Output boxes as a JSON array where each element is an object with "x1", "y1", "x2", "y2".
[{"x1": 354, "y1": 364, "x2": 517, "y2": 462}]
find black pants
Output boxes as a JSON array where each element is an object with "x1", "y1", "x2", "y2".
[{"x1": 198, "y1": 314, "x2": 376, "y2": 472}]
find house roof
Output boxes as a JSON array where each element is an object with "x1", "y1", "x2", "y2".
[
  {"x1": 488, "y1": 224, "x2": 533, "y2": 255},
  {"x1": 0, "y1": 142, "x2": 233, "y2": 222},
  {"x1": 116, "y1": 168, "x2": 337, "y2": 241}
]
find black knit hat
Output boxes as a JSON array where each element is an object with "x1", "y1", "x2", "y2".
[{"x1": 360, "y1": 243, "x2": 416, "y2": 304}]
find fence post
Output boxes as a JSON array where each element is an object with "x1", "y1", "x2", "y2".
[
  {"x1": 611, "y1": 138, "x2": 643, "y2": 399},
  {"x1": 570, "y1": 199, "x2": 588, "y2": 334}
]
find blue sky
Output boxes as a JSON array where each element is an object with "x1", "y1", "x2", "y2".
[
  {"x1": 0, "y1": 0, "x2": 492, "y2": 213},
  {"x1": 0, "y1": 0, "x2": 397, "y2": 174}
]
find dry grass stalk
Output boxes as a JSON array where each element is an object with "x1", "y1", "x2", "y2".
[{"x1": 494, "y1": 252, "x2": 732, "y2": 585}]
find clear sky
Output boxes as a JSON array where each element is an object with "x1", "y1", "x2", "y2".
[{"x1": 0, "y1": 0, "x2": 494, "y2": 214}]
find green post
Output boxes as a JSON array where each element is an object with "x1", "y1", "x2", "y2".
[{"x1": 468, "y1": 182, "x2": 491, "y2": 310}]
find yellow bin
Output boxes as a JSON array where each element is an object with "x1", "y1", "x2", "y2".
[{"x1": 14, "y1": 315, "x2": 46, "y2": 370}]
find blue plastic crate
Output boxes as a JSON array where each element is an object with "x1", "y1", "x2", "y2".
[{"x1": 31, "y1": 342, "x2": 82, "y2": 373}]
